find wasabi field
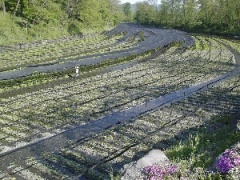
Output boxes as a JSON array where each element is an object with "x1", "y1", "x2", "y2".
[{"x1": 0, "y1": 23, "x2": 240, "y2": 179}]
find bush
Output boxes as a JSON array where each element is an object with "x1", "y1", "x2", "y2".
[{"x1": 0, "y1": 12, "x2": 28, "y2": 45}]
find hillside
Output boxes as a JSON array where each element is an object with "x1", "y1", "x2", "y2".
[{"x1": 0, "y1": 0, "x2": 123, "y2": 45}]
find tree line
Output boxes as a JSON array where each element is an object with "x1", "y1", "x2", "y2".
[
  {"x1": 0, "y1": 0, "x2": 125, "y2": 44},
  {"x1": 134, "y1": 0, "x2": 240, "y2": 34},
  {"x1": 0, "y1": 0, "x2": 124, "y2": 28}
]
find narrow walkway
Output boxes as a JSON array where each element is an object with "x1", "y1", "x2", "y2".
[{"x1": 217, "y1": 40, "x2": 240, "y2": 65}]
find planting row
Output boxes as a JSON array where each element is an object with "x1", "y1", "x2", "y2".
[
  {"x1": 0, "y1": 34, "x2": 235, "y2": 94},
  {"x1": 0, "y1": 23, "x2": 195, "y2": 80},
  {"x1": 0, "y1": 33, "x2": 127, "y2": 71},
  {"x1": 0, "y1": 36, "x2": 236, "y2": 154},
  {"x1": 2, "y1": 73, "x2": 240, "y2": 179}
]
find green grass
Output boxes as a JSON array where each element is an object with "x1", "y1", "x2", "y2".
[
  {"x1": 192, "y1": 36, "x2": 212, "y2": 50},
  {"x1": 165, "y1": 114, "x2": 240, "y2": 179},
  {"x1": 0, "y1": 12, "x2": 113, "y2": 46}
]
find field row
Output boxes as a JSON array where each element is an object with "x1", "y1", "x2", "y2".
[
  {"x1": 0, "y1": 36, "x2": 236, "y2": 154},
  {"x1": 2, "y1": 74, "x2": 240, "y2": 179},
  {"x1": 0, "y1": 23, "x2": 239, "y2": 179},
  {"x1": 0, "y1": 33, "x2": 129, "y2": 71},
  {"x1": 0, "y1": 24, "x2": 195, "y2": 80}
]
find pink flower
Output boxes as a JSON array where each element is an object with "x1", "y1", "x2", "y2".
[{"x1": 144, "y1": 164, "x2": 178, "y2": 180}]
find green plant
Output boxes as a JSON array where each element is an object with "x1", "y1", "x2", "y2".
[{"x1": 165, "y1": 115, "x2": 240, "y2": 179}]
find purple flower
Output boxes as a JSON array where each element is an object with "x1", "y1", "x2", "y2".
[
  {"x1": 215, "y1": 148, "x2": 240, "y2": 173},
  {"x1": 144, "y1": 164, "x2": 164, "y2": 179},
  {"x1": 144, "y1": 164, "x2": 178, "y2": 180},
  {"x1": 216, "y1": 156, "x2": 234, "y2": 173},
  {"x1": 165, "y1": 165, "x2": 177, "y2": 175}
]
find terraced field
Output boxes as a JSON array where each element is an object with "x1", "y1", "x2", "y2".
[{"x1": 0, "y1": 23, "x2": 240, "y2": 179}]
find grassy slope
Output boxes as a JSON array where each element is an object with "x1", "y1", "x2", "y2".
[{"x1": 0, "y1": 12, "x2": 109, "y2": 46}]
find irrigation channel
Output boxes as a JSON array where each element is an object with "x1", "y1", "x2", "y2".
[{"x1": 0, "y1": 23, "x2": 240, "y2": 179}]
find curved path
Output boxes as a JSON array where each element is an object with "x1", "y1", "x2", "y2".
[{"x1": 0, "y1": 23, "x2": 194, "y2": 80}]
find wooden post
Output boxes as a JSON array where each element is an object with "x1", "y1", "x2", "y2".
[{"x1": 75, "y1": 66, "x2": 79, "y2": 77}]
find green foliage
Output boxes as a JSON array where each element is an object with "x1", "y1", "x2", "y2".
[
  {"x1": 0, "y1": 0, "x2": 123, "y2": 45},
  {"x1": 134, "y1": 0, "x2": 240, "y2": 34},
  {"x1": 166, "y1": 114, "x2": 240, "y2": 172},
  {"x1": 0, "y1": 12, "x2": 28, "y2": 44},
  {"x1": 135, "y1": 2, "x2": 157, "y2": 25},
  {"x1": 28, "y1": 22, "x2": 69, "y2": 40},
  {"x1": 122, "y1": 2, "x2": 132, "y2": 22},
  {"x1": 67, "y1": 22, "x2": 81, "y2": 35},
  {"x1": 78, "y1": 0, "x2": 104, "y2": 29}
]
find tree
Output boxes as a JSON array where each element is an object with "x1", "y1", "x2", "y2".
[
  {"x1": 135, "y1": 2, "x2": 157, "y2": 25},
  {"x1": 110, "y1": 0, "x2": 123, "y2": 24},
  {"x1": 13, "y1": 0, "x2": 20, "y2": 15},
  {"x1": 157, "y1": 0, "x2": 170, "y2": 26},
  {"x1": 0, "y1": 0, "x2": 6, "y2": 13},
  {"x1": 182, "y1": 0, "x2": 198, "y2": 29},
  {"x1": 122, "y1": 2, "x2": 132, "y2": 21},
  {"x1": 78, "y1": 0, "x2": 116, "y2": 28},
  {"x1": 136, "y1": 0, "x2": 240, "y2": 33}
]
